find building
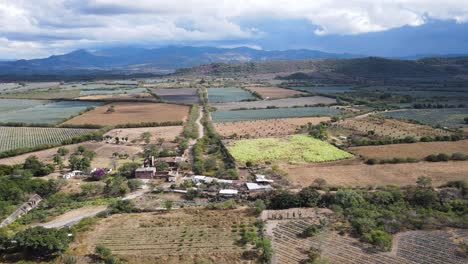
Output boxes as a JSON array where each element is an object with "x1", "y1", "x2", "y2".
[
  {"x1": 62, "y1": 170, "x2": 83, "y2": 179},
  {"x1": 135, "y1": 167, "x2": 156, "y2": 179},
  {"x1": 255, "y1": 174, "x2": 274, "y2": 183},
  {"x1": 246, "y1": 182, "x2": 273, "y2": 192},
  {"x1": 191, "y1": 175, "x2": 233, "y2": 185},
  {"x1": 219, "y1": 189, "x2": 239, "y2": 197}
]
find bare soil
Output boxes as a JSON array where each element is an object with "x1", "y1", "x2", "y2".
[
  {"x1": 105, "y1": 126, "x2": 183, "y2": 144},
  {"x1": 348, "y1": 140, "x2": 468, "y2": 159},
  {"x1": 63, "y1": 102, "x2": 189, "y2": 126},
  {"x1": 281, "y1": 160, "x2": 468, "y2": 187},
  {"x1": 214, "y1": 117, "x2": 330, "y2": 139},
  {"x1": 77, "y1": 93, "x2": 157, "y2": 101}
]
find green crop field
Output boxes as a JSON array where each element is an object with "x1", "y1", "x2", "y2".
[
  {"x1": 382, "y1": 109, "x2": 468, "y2": 127},
  {"x1": 0, "y1": 126, "x2": 96, "y2": 153},
  {"x1": 208, "y1": 87, "x2": 255, "y2": 102},
  {"x1": 0, "y1": 101, "x2": 103, "y2": 124},
  {"x1": 212, "y1": 107, "x2": 340, "y2": 122},
  {"x1": 227, "y1": 134, "x2": 353, "y2": 164}
]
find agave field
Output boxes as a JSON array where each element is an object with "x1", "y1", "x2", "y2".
[
  {"x1": 270, "y1": 219, "x2": 467, "y2": 264},
  {"x1": 0, "y1": 100, "x2": 103, "y2": 124},
  {"x1": 151, "y1": 88, "x2": 199, "y2": 104},
  {"x1": 212, "y1": 106, "x2": 340, "y2": 122},
  {"x1": 79, "y1": 87, "x2": 147, "y2": 96},
  {"x1": 0, "y1": 99, "x2": 51, "y2": 113},
  {"x1": 382, "y1": 109, "x2": 468, "y2": 127},
  {"x1": 207, "y1": 87, "x2": 256, "y2": 103},
  {"x1": 0, "y1": 126, "x2": 96, "y2": 152},
  {"x1": 211, "y1": 96, "x2": 336, "y2": 111},
  {"x1": 226, "y1": 134, "x2": 353, "y2": 163}
]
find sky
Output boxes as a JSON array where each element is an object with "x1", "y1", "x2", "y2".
[{"x1": 1, "y1": 0, "x2": 468, "y2": 60}]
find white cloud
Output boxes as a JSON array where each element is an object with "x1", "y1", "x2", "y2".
[{"x1": 0, "y1": 0, "x2": 468, "y2": 58}]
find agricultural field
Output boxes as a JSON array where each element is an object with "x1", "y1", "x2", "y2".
[
  {"x1": 331, "y1": 116, "x2": 451, "y2": 139},
  {"x1": 151, "y1": 88, "x2": 199, "y2": 104},
  {"x1": 0, "y1": 82, "x2": 60, "y2": 93},
  {"x1": 104, "y1": 126, "x2": 183, "y2": 144},
  {"x1": 59, "y1": 82, "x2": 136, "y2": 90},
  {"x1": 207, "y1": 87, "x2": 256, "y2": 103},
  {"x1": 281, "y1": 160, "x2": 468, "y2": 187},
  {"x1": 268, "y1": 218, "x2": 467, "y2": 264},
  {"x1": 0, "y1": 88, "x2": 82, "y2": 100},
  {"x1": 211, "y1": 96, "x2": 336, "y2": 111},
  {"x1": 0, "y1": 126, "x2": 96, "y2": 153},
  {"x1": 348, "y1": 140, "x2": 468, "y2": 159},
  {"x1": 62, "y1": 102, "x2": 189, "y2": 126},
  {"x1": 90, "y1": 143, "x2": 143, "y2": 169},
  {"x1": 70, "y1": 209, "x2": 258, "y2": 264},
  {"x1": 79, "y1": 87, "x2": 147, "y2": 96},
  {"x1": 288, "y1": 86, "x2": 356, "y2": 94},
  {"x1": 214, "y1": 117, "x2": 330, "y2": 139},
  {"x1": 226, "y1": 134, "x2": 353, "y2": 164},
  {"x1": 0, "y1": 100, "x2": 102, "y2": 124},
  {"x1": 77, "y1": 93, "x2": 156, "y2": 101},
  {"x1": 245, "y1": 86, "x2": 306, "y2": 99},
  {"x1": 382, "y1": 109, "x2": 468, "y2": 127},
  {"x1": 212, "y1": 107, "x2": 340, "y2": 122},
  {"x1": 0, "y1": 98, "x2": 50, "y2": 113}
]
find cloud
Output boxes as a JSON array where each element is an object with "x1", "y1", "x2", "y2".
[{"x1": 1, "y1": 0, "x2": 468, "y2": 58}]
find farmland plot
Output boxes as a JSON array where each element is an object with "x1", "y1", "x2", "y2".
[
  {"x1": 0, "y1": 101, "x2": 102, "y2": 124},
  {"x1": 212, "y1": 107, "x2": 340, "y2": 122},
  {"x1": 226, "y1": 135, "x2": 353, "y2": 164},
  {"x1": 208, "y1": 87, "x2": 256, "y2": 103},
  {"x1": 382, "y1": 109, "x2": 468, "y2": 127},
  {"x1": 0, "y1": 126, "x2": 96, "y2": 153},
  {"x1": 79, "y1": 87, "x2": 147, "y2": 96},
  {"x1": 63, "y1": 102, "x2": 189, "y2": 126},
  {"x1": 211, "y1": 96, "x2": 336, "y2": 111},
  {"x1": 288, "y1": 86, "x2": 356, "y2": 94},
  {"x1": 151, "y1": 88, "x2": 199, "y2": 104},
  {"x1": 0, "y1": 98, "x2": 50, "y2": 113},
  {"x1": 105, "y1": 126, "x2": 183, "y2": 144},
  {"x1": 0, "y1": 82, "x2": 59, "y2": 93},
  {"x1": 245, "y1": 86, "x2": 306, "y2": 99},
  {"x1": 268, "y1": 219, "x2": 467, "y2": 264},
  {"x1": 71, "y1": 209, "x2": 257, "y2": 264},
  {"x1": 214, "y1": 117, "x2": 330, "y2": 139}
]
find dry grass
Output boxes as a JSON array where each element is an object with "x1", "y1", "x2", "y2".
[
  {"x1": 69, "y1": 208, "x2": 257, "y2": 264},
  {"x1": 62, "y1": 102, "x2": 189, "y2": 126},
  {"x1": 245, "y1": 86, "x2": 306, "y2": 99},
  {"x1": 332, "y1": 116, "x2": 450, "y2": 139},
  {"x1": 281, "y1": 160, "x2": 468, "y2": 187},
  {"x1": 105, "y1": 126, "x2": 183, "y2": 144},
  {"x1": 348, "y1": 140, "x2": 468, "y2": 159},
  {"x1": 214, "y1": 117, "x2": 330, "y2": 139}
]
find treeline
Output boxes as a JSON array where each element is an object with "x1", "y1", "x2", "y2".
[
  {"x1": 256, "y1": 178, "x2": 467, "y2": 252},
  {"x1": 351, "y1": 134, "x2": 465, "y2": 146},
  {"x1": 413, "y1": 103, "x2": 467, "y2": 109},
  {"x1": 115, "y1": 121, "x2": 183, "y2": 128},
  {"x1": 183, "y1": 105, "x2": 199, "y2": 139},
  {"x1": 366, "y1": 152, "x2": 468, "y2": 165}
]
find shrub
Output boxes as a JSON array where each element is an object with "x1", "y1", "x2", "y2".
[
  {"x1": 13, "y1": 227, "x2": 71, "y2": 257},
  {"x1": 362, "y1": 230, "x2": 392, "y2": 251}
]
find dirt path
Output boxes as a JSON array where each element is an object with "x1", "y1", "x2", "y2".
[{"x1": 196, "y1": 107, "x2": 204, "y2": 139}]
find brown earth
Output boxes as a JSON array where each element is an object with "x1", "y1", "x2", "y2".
[
  {"x1": 245, "y1": 86, "x2": 306, "y2": 99},
  {"x1": 281, "y1": 159, "x2": 468, "y2": 188},
  {"x1": 68, "y1": 208, "x2": 257, "y2": 264},
  {"x1": 62, "y1": 102, "x2": 189, "y2": 126},
  {"x1": 105, "y1": 126, "x2": 183, "y2": 144},
  {"x1": 348, "y1": 140, "x2": 468, "y2": 159},
  {"x1": 214, "y1": 117, "x2": 330, "y2": 139}
]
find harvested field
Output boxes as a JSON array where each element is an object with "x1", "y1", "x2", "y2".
[
  {"x1": 281, "y1": 160, "x2": 468, "y2": 187},
  {"x1": 105, "y1": 126, "x2": 183, "y2": 144},
  {"x1": 0, "y1": 126, "x2": 96, "y2": 153},
  {"x1": 151, "y1": 88, "x2": 199, "y2": 104},
  {"x1": 332, "y1": 116, "x2": 450, "y2": 139},
  {"x1": 69, "y1": 209, "x2": 258, "y2": 264},
  {"x1": 62, "y1": 102, "x2": 189, "y2": 126},
  {"x1": 348, "y1": 140, "x2": 468, "y2": 159},
  {"x1": 215, "y1": 117, "x2": 330, "y2": 139},
  {"x1": 245, "y1": 86, "x2": 306, "y2": 99},
  {"x1": 268, "y1": 218, "x2": 468, "y2": 264},
  {"x1": 211, "y1": 96, "x2": 336, "y2": 111},
  {"x1": 77, "y1": 93, "x2": 156, "y2": 101}
]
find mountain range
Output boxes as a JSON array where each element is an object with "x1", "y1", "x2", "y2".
[{"x1": 0, "y1": 46, "x2": 360, "y2": 76}]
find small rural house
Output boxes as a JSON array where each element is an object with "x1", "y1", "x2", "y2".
[
  {"x1": 255, "y1": 174, "x2": 274, "y2": 183},
  {"x1": 219, "y1": 189, "x2": 238, "y2": 197},
  {"x1": 62, "y1": 170, "x2": 83, "y2": 179},
  {"x1": 246, "y1": 183, "x2": 273, "y2": 192},
  {"x1": 135, "y1": 167, "x2": 156, "y2": 179}
]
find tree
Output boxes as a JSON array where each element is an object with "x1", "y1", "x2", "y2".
[
  {"x1": 128, "y1": 179, "x2": 144, "y2": 191},
  {"x1": 298, "y1": 186, "x2": 321, "y2": 207},
  {"x1": 109, "y1": 199, "x2": 134, "y2": 214},
  {"x1": 23, "y1": 156, "x2": 43, "y2": 176},
  {"x1": 57, "y1": 147, "x2": 69, "y2": 156},
  {"x1": 255, "y1": 238, "x2": 273, "y2": 263},
  {"x1": 157, "y1": 138, "x2": 165, "y2": 146},
  {"x1": 334, "y1": 189, "x2": 365, "y2": 209},
  {"x1": 155, "y1": 161, "x2": 169, "y2": 171},
  {"x1": 13, "y1": 227, "x2": 70, "y2": 257},
  {"x1": 269, "y1": 191, "x2": 300, "y2": 209},
  {"x1": 53, "y1": 155, "x2": 63, "y2": 166},
  {"x1": 204, "y1": 157, "x2": 217, "y2": 171},
  {"x1": 186, "y1": 188, "x2": 200, "y2": 200},
  {"x1": 68, "y1": 154, "x2": 81, "y2": 170},
  {"x1": 76, "y1": 145, "x2": 86, "y2": 154},
  {"x1": 416, "y1": 176, "x2": 432, "y2": 188},
  {"x1": 254, "y1": 199, "x2": 266, "y2": 215},
  {"x1": 117, "y1": 162, "x2": 140, "y2": 178},
  {"x1": 313, "y1": 178, "x2": 327, "y2": 189},
  {"x1": 164, "y1": 200, "x2": 173, "y2": 210}
]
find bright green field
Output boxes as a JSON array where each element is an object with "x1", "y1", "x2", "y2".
[{"x1": 227, "y1": 134, "x2": 353, "y2": 164}]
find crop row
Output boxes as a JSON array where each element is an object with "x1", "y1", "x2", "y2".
[{"x1": 0, "y1": 126, "x2": 96, "y2": 152}]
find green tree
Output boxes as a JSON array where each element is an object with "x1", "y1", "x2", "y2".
[
  {"x1": 255, "y1": 238, "x2": 273, "y2": 263},
  {"x1": 23, "y1": 156, "x2": 43, "y2": 176},
  {"x1": 254, "y1": 199, "x2": 266, "y2": 215},
  {"x1": 155, "y1": 161, "x2": 169, "y2": 171},
  {"x1": 298, "y1": 186, "x2": 321, "y2": 207},
  {"x1": 334, "y1": 189, "x2": 365, "y2": 209},
  {"x1": 13, "y1": 227, "x2": 70, "y2": 257},
  {"x1": 164, "y1": 200, "x2": 173, "y2": 210},
  {"x1": 127, "y1": 179, "x2": 144, "y2": 191},
  {"x1": 57, "y1": 147, "x2": 69, "y2": 156},
  {"x1": 416, "y1": 176, "x2": 432, "y2": 188},
  {"x1": 117, "y1": 162, "x2": 140, "y2": 178}
]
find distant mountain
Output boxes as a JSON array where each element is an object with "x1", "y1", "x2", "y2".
[{"x1": 0, "y1": 46, "x2": 361, "y2": 76}]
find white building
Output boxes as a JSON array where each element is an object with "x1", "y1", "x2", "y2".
[
  {"x1": 255, "y1": 174, "x2": 274, "y2": 183},
  {"x1": 219, "y1": 189, "x2": 239, "y2": 197},
  {"x1": 246, "y1": 183, "x2": 273, "y2": 192}
]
